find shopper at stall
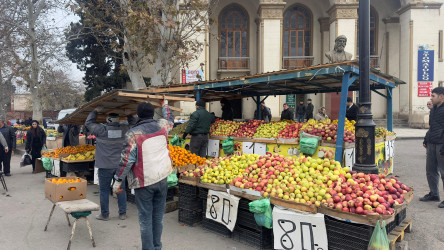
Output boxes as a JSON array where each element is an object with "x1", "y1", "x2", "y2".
[
  {"x1": 25, "y1": 121, "x2": 46, "y2": 173},
  {"x1": 254, "y1": 101, "x2": 272, "y2": 122},
  {"x1": 306, "y1": 99, "x2": 314, "y2": 120},
  {"x1": 346, "y1": 97, "x2": 359, "y2": 121},
  {"x1": 220, "y1": 98, "x2": 234, "y2": 121},
  {"x1": 85, "y1": 109, "x2": 135, "y2": 221},
  {"x1": 0, "y1": 117, "x2": 16, "y2": 176},
  {"x1": 183, "y1": 99, "x2": 215, "y2": 157},
  {"x1": 296, "y1": 100, "x2": 306, "y2": 122},
  {"x1": 314, "y1": 107, "x2": 329, "y2": 121},
  {"x1": 113, "y1": 98, "x2": 174, "y2": 250},
  {"x1": 58, "y1": 118, "x2": 81, "y2": 147},
  {"x1": 421, "y1": 87, "x2": 444, "y2": 208},
  {"x1": 280, "y1": 103, "x2": 293, "y2": 121}
]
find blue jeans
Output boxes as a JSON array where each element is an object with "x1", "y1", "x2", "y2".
[
  {"x1": 135, "y1": 178, "x2": 168, "y2": 250},
  {"x1": 98, "y1": 168, "x2": 127, "y2": 215},
  {"x1": 297, "y1": 115, "x2": 305, "y2": 123}
]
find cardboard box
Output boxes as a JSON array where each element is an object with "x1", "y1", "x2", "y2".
[
  {"x1": 35, "y1": 158, "x2": 46, "y2": 174},
  {"x1": 45, "y1": 177, "x2": 87, "y2": 203}
]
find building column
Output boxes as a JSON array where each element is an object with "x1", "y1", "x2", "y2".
[{"x1": 397, "y1": 1, "x2": 442, "y2": 125}]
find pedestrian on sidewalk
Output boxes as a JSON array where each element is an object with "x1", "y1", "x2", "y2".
[
  {"x1": 86, "y1": 109, "x2": 135, "y2": 221},
  {"x1": 25, "y1": 121, "x2": 46, "y2": 173},
  {"x1": 427, "y1": 101, "x2": 433, "y2": 110},
  {"x1": 421, "y1": 87, "x2": 444, "y2": 208},
  {"x1": 0, "y1": 117, "x2": 16, "y2": 176},
  {"x1": 114, "y1": 97, "x2": 174, "y2": 250}
]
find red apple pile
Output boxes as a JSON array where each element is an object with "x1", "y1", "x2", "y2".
[
  {"x1": 230, "y1": 120, "x2": 267, "y2": 138},
  {"x1": 278, "y1": 123, "x2": 303, "y2": 139},
  {"x1": 303, "y1": 123, "x2": 338, "y2": 142},
  {"x1": 324, "y1": 172, "x2": 411, "y2": 215}
]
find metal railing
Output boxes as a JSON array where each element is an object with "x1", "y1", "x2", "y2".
[
  {"x1": 282, "y1": 56, "x2": 314, "y2": 69},
  {"x1": 356, "y1": 55, "x2": 381, "y2": 69},
  {"x1": 218, "y1": 57, "x2": 250, "y2": 70}
]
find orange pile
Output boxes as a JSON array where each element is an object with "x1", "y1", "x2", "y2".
[
  {"x1": 168, "y1": 145, "x2": 206, "y2": 167},
  {"x1": 50, "y1": 178, "x2": 83, "y2": 184},
  {"x1": 43, "y1": 145, "x2": 96, "y2": 158}
]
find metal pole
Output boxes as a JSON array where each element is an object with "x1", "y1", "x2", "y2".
[{"x1": 353, "y1": 0, "x2": 378, "y2": 174}]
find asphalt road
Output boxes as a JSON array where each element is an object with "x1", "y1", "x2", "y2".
[{"x1": 1, "y1": 139, "x2": 444, "y2": 249}]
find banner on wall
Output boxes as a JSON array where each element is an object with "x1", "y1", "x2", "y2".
[
  {"x1": 181, "y1": 69, "x2": 203, "y2": 83},
  {"x1": 418, "y1": 82, "x2": 433, "y2": 97},
  {"x1": 417, "y1": 50, "x2": 434, "y2": 82}
]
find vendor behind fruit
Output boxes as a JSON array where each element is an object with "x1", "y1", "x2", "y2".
[
  {"x1": 182, "y1": 99, "x2": 215, "y2": 157},
  {"x1": 58, "y1": 114, "x2": 80, "y2": 147}
]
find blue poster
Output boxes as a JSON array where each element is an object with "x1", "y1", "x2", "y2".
[{"x1": 417, "y1": 50, "x2": 434, "y2": 82}]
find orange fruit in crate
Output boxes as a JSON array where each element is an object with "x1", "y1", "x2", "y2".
[{"x1": 168, "y1": 145, "x2": 207, "y2": 167}]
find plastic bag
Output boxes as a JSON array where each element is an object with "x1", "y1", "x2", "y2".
[
  {"x1": 171, "y1": 135, "x2": 185, "y2": 147},
  {"x1": 42, "y1": 157, "x2": 53, "y2": 171},
  {"x1": 249, "y1": 198, "x2": 273, "y2": 229},
  {"x1": 299, "y1": 132, "x2": 320, "y2": 155},
  {"x1": 368, "y1": 220, "x2": 390, "y2": 250},
  {"x1": 167, "y1": 172, "x2": 178, "y2": 188},
  {"x1": 20, "y1": 153, "x2": 32, "y2": 167},
  {"x1": 222, "y1": 137, "x2": 234, "y2": 155}
]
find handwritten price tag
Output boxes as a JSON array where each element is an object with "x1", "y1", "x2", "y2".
[{"x1": 205, "y1": 190, "x2": 240, "y2": 231}]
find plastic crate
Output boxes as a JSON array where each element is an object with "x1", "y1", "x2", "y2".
[
  {"x1": 178, "y1": 194, "x2": 202, "y2": 211},
  {"x1": 178, "y1": 182, "x2": 198, "y2": 197},
  {"x1": 396, "y1": 208, "x2": 407, "y2": 226},
  {"x1": 167, "y1": 188, "x2": 175, "y2": 202},
  {"x1": 198, "y1": 187, "x2": 208, "y2": 199},
  {"x1": 233, "y1": 224, "x2": 273, "y2": 250},
  {"x1": 178, "y1": 208, "x2": 202, "y2": 226},
  {"x1": 325, "y1": 215, "x2": 374, "y2": 250},
  {"x1": 238, "y1": 198, "x2": 251, "y2": 211},
  {"x1": 386, "y1": 219, "x2": 397, "y2": 234},
  {"x1": 237, "y1": 209, "x2": 263, "y2": 232},
  {"x1": 202, "y1": 218, "x2": 233, "y2": 238}
]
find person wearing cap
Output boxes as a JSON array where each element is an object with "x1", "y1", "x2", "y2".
[
  {"x1": 346, "y1": 97, "x2": 359, "y2": 122},
  {"x1": 0, "y1": 117, "x2": 15, "y2": 176},
  {"x1": 306, "y1": 99, "x2": 314, "y2": 120},
  {"x1": 182, "y1": 99, "x2": 215, "y2": 157},
  {"x1": 113, "y1": 98, "x2": 174, "y2": 250},
  {"x1": 58, "y1": 116, "x2": 80, "y2": 147},
  {"x1": 85, "y1": 109, "x2": 135, "y2": 221},
  {"x1": 25, "y1": 120, "x2": 46, "y2": 173}
]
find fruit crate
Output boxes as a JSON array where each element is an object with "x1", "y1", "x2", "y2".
[
  {"x1": 396, "y1": 208, "x2": 407, "y2": 226},
  {"x1": 238, "y1": 198, "x2": 251, "y2": 211},
  {"x1": 198, "y1": 187, "x2": 208, "y2": 199},
  {"x1": 202, "y1": 217, "x2": 233, "y2": 238},
  {"x1": 325, "y1": 215, "x2": 396, "y2": 250},
  {"x1": 166, "y1": 187, "x2": 175, "y2": 202},
  {"x1": 178, "y1": 208, "x2": 202, "y2": 226},
  {"x1": 178, "y1": 194, "x2": 202, "y2": 211},
  {"x1": 237, "y1": 209, "x2": 263, "y2": 232},
  {"x1": 178, "y1": 182, "x2": 199, "y2": 197},
  {"x1": 232, "y1": 224, "x2": 273, "y2": 250}
]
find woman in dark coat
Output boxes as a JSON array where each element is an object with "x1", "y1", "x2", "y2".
[{"x1": 25, "y1": 120, "x2": 46, "y2": 173}]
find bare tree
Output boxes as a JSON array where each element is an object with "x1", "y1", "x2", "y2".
[{"x1": 72, "y1": 0, "x2": 214, "y2": 88}]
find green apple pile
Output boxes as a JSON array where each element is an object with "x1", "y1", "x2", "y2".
[
  {"x1": 210, "y1": 119, "x2": 240, "y2": 136},
  {"x1": 253, "y1": 121, "x2": 293, "y2": 138}
]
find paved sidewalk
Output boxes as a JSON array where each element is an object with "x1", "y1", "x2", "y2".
[{"x1": 393, "y1": 128, "x2": 427, "y2": 140}]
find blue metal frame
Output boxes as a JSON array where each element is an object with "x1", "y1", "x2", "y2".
[
  {"x1": 334, "y1": 72, "x2": 358, "y2": 162},
  {"x1": 387, "y1": 88, "x2": 393, "y2": 131}
]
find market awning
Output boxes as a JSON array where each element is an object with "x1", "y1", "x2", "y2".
[{"x1": 56, "y1": 90, "x2": 195, "y2": 125}]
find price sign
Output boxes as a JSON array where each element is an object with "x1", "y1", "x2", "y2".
[
  {"x1": 385, "y1": 140, "x2": 395, "y2": 160},
  {"x1": 51, "y1": 159, "x2": 61, "y2": 177},
  {"x1": 94, "y1": 167, "x2": 99, "y2": 185},
  {"x1": 207, "y1": 139, "x2": 220, "y2": 158},
  {"x1": 205, "y1": 190, "x2": 240, "y2": 231},
  {"x1": 273, "y1": 206, "x2": 328, "y2": 250},
  {"x1": 254, "y1": 143, "x2": 267, "y2": 156},
  {"x1": 343, "y1": 148, "x2": 355, "y2": 170},
  {"x1": 242, "y1": 142, "x2": 254, "y2": 154}
]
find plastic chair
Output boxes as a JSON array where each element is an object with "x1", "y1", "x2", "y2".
[{"x1": 0, "y1": 171, "x2": 8, "y2": 192}]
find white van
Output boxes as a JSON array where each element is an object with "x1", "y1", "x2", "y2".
[{"x1": 47, "y1": 108, "x2": 77, "y2": 130}]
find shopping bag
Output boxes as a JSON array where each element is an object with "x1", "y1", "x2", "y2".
[
  {"x1": 299, "y1": 132, "x2": 320, "y2": 155},
  {"x1": 171, "y1": 135, "x2": 185, "y2": 147},
  {"x1": 20, "y1": 153, "x2": 32, "y2": 167},
  {"x1": 222, "y1": 137, "x2": 234, "y2": 155},
  {"x1": 249, "y1": 198, "x2": 273, "y2": 229},
  {"x1": 167, "y1": 171, "x2": 178, "y2": 188},
  {"x1": 368, "y1": 220, "x2": 390, "y2": 250},
  {"x1": 42, "y1": 157, "x2": 53, "y2": 171}
]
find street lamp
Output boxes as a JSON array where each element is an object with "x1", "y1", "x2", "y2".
[{"x1": 353, "y1": 0, "x2": 378, "y2": 174}]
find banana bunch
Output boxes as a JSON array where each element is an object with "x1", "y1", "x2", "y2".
[{"x1": 63, "y1": 150, "x2": 95, "y2": 161}]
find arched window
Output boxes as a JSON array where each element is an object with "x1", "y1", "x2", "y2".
[
  {"x1": 283, "y1": 5, "x2": 312, "y2": 69},
  {"x1": 219, "y1": 5, "x2": 249, "y2": 70}
]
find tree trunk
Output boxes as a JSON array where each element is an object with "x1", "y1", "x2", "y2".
[{"x1": 123, "y1": 53, "x2": 147, "y2": 90}]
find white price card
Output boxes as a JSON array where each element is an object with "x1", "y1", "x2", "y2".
[
  {"x1": 254, "y1": 142, "x2": 267, "y2": 156},
  {"x1": 389, "y1": 140, "x2": 395, "y2": 158},
  {"x1": 51, "y1": 159, "x2": 61, "y2": 177},
  {"x1": 94, "y1": 167, "x2": 99, "y2": 185},
  {"x1": 242, "y1": 142, "x2": 254, "y2": 154},
  {"x1": 207, "y1": 139, "x2": 219, "y2": 158},
  {"x1": 343, "y1": 148, "x2": 355, "y2": 170},
  {"x1": 205, "y1": 190, "x2": 240, "y2": 231},
  {"x1": 273, "y1": 206, "x2": 328, "y2": 250}
]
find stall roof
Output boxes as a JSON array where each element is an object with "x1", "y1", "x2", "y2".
[
  {"x1": 142, "y1": 61, "x2": 405, "y2": 100},
  {"x1": 56, "y1": 90, "x2": 195, "y2": 125}
]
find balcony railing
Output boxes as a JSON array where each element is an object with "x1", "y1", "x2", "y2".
[
  {"x1": 218, "y1": 57, "x2": 250, "y2": 70},
  {"x1": 282, "y1": 56, "x2": 314, "y2": 70},
  {"x1": 356, "y1": 55, "x2": 381, "y2": 69}
]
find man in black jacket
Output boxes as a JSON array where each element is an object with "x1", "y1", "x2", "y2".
[
  {"x1": 0, "y1": 117, "x2": 16, "y2": 176},
  {"x1": 220, "y1": 98, "x2": 234, "y2": 121},
  {"x1": 421, "y1": 87, "x2": 444, "y2": 208},
  {"x1": 305, "y1": 99, "x2": 314, "y2": 120},
  {"x1": 296, "y1": 101, "x2": 306, "y2": 122},
  {"x1": 280, "y1": 103, "x2": 294, "y2": 121},
  {"x1": 346, "y1": 97, "x2": 359, "y2": 121}
]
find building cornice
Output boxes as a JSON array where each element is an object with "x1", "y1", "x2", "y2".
[
  {"x1": 396, "y1": 2, "x2": 443, "y2": 15},
  {"x1": 383, "y1": 17, "x2": 400, "y2": 24},
  {"x1": 258, "y1": 2, "x2": 286, "y2": 20},
  {"x1": 318, "y1": 17, "x2": 330, "y2": 32},
  {"x1": 327, "y1": 3, "x2": 359, "y2": 24}
]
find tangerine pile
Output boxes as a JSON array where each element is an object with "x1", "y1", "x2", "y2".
[
  {"x1": 168, "y1": 145, "x2": 206, "y2": 167},
  {"x1": 43, "y1": 145, "x2": 96, "y2": 158},
  {"x1": 50, "y1": 178, "x2": 82, "y2": 184}
]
